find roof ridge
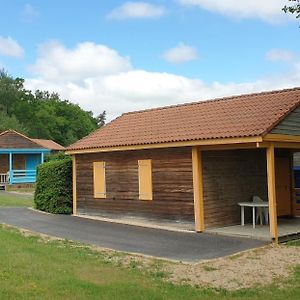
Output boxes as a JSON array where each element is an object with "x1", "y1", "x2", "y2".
[
  {"x1": 122, "y1": 86, "x2": 300, "y2": 117},
  {"x1": 33, "y1": 138, "x2": 56, "y2": 142}
]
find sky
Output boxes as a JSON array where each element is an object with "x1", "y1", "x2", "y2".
[{"x1": 0, "y1": 0, "x2": 300, "y2": 120}]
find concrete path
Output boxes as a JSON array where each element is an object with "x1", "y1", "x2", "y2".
[{"x1": 0, "y1": 207, "x2": 267, "y2": 262}]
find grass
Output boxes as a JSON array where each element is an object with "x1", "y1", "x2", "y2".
[
  {"x1": 202, "y1": 265, "x2": 218, "y2": 272},
  {"x1": 0, "y1": 225, "x2": 299, "y2": 300},
  {"x1": 0, "y1": 192, "x2": 299, "y2": 299},
  {"x1": 0, "y1": 192, "x2": 33, "y2": 207},
  {"x1": 6, "y1": 186, "x2": 35, "y2": 193},
  {"x1": 286, "y1": 239, "x2": 300, "y2": 247}
]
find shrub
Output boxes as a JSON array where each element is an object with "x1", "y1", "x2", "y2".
[
  {"x1": 44, "y1": 151, "x2": 67, "y2": 163},
  {"x1": 34, "y1": 156, "x2": 72, "y2": 214}
]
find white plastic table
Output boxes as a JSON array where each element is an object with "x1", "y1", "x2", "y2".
[{"x1": 238, "y1": 202, "x2": 269, "y2": 228}]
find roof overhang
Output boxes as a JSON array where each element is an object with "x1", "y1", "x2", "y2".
[
  {"x1": 262, "y1": 134, "x2": 300, "y2": 150},
  {"x1": 0, "y1": 148, "x2": 51, "y2": 154},
  {"x1": 263, "y1": 134, "x2": 300, "y2": 143},
  {"x1": 65, "y1": 136, "x2": 264, "y2": 154},
  {"x1": 66, "y1": 134, "x2": 300, "y2": 155}
]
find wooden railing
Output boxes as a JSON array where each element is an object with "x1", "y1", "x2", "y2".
[
  {"x1": 0, "y1": 173, "x2": 9, "y2": 189},
  {"x1": 11, "y1": 170, "x2": 36, "y2": 184},
  {"x1": 293, "y1": 188, "x2": 300, "y2": 216}
]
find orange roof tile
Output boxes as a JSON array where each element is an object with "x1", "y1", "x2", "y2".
[
  {"x1": 67, "y1": 87, "x2": 300, "y2": 151},
  {"x1": 32, "y1": 139, "x2": 65, "y2": 151}
]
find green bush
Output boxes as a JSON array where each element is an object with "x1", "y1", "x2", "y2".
[
  {"x1": 34, "y1": 156, "x2": 72, "y2": 214},
  {"x1": 44, "y1": 151, "x2": 67, "y2": 163}
]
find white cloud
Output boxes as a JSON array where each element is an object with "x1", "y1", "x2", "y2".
[
  {"x1": 163, "y1": 43, "x2": 198, "y2": 64},
  {"x1": 25, "y1": 41, "x2": 300, "y2": 121},
  {"x1": 266, "y1": 49, "x2": 295, "y2": 62},
  {"x1": 22, "y1": 4, "x2": 39, "y2": 22},
  {"x1": 107, "y1": 2, "x2": 165, "y2": 20},
  {"x1": 29, "y1": 41, "x2": 131, "y2": 81},
  {"x1": 0, "y1": 36, "x2": 24, "y2": 58},
  {"x1": 178, "y1": 0, "x2": 292, "y2": 23}
]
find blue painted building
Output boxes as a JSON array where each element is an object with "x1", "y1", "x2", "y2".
[{"x1": 0, "y1": 130, "x2": 64, "y2": 185}]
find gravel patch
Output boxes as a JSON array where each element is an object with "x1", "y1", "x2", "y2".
[{"x1": 164, "y1": 244, "x2": 300, "y2": 290}]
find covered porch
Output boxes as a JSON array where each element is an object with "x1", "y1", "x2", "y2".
[
  {"x1": 207, "y1": 216, "x2": 300, "y2": 241},
  {"x1": 0, "y1": 149, "x2": 49, "y2": 185},
  {"x1": 192, "y1": 134, "x2": 300, "y2": 242}
]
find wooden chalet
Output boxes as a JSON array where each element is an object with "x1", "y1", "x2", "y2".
[
  {"x1": 0, "y1": 130, "x2": 64, "y2": 187},
  {"x1": 66, "y1": 88, "x2": 300, "y2": 241}
]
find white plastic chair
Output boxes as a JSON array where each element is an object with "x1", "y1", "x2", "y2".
[{"x1": 252, "y1": 196, "x2": 269, "y2": 225}]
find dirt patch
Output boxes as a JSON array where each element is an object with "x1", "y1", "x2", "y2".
[{"x1": 164, "y1": 244, "x2": 300, "y2": 290}]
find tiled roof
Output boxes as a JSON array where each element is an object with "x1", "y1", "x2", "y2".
[
  {"x1": 67, "y1": 87, "x2": 300, "y2": 151},
  {"x1": 0, "y1": 129, "x2": 64, "y2": 150},
  {"x1": 32, "y1": 139, "x2": 65, "y2": 151}
]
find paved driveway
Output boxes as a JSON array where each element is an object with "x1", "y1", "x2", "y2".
[{"x1": 0, "y1": 207, "x2": 267, "y2": 262}]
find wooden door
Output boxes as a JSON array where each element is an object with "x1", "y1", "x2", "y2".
[{"x1": 275, "y1": 157, "x2": 292, "y2": 216}]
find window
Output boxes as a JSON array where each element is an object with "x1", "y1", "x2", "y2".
[
  {"x1": 93, "y1": 161, "x2": 106, "y2": 198},
  {"x1": 138, "y1": 159, "x2": 152, "y2": 200}
]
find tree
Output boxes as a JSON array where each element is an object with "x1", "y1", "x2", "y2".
[
  {"x1": 0, "y1": 70, "x2": 100, "y2": 146},
  {"x1": 283, "y1": 0, "x2": 300, "y2": 19},
  {"x1": 0, "y1": 69, "x2": 24, "y2": 115},
  {"x1": 96, "y1": 111, "x2": 106, "y2": 127},
  {"x1": 0, "y1": 111, "x2": 29, "y2": 134}
]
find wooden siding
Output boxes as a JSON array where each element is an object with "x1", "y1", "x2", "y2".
[
  {"x1": 0, "y1": 131, "x2": 39, "y2": 148},
  {"x1": 0, "y1": 154, "x2": 25, "y2": 172},
  {"x1": 271, "y1": 106, "x2": 300, "y2": 136},
  {"x1": 76, "y1": 147, "x2": 195, "y2": 221},
  {"x1": 76, "y1": 147, "x2": 268, "y2": 228},
  {"x1": 0, "y1": 155, "x2": 8, "y2": 173},
  {"x1": 202, "y1": 149, "x2": 268, "y2": 228},
  {"x1": 294, "y1": 152, "x2": 300, "y2": 166},
  {"x1": 13, "y1": 154, "x2": 26, "y2": 170}
]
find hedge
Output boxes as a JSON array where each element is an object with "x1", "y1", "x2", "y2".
[{"x1": 34, "y1": 157, "x2": 73, "y2": 214}]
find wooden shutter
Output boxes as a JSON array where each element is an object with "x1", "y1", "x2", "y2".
[
  {"x1": 138, "y1": 159, "x2": 152, "y2": 200},
  {"x1": 93, "y1": 162, "x2": 106, "y2": 198}
]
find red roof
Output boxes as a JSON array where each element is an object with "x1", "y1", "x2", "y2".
[
  {"x1": 32, "y1": 139, "x2": 65, "y2": 151},
  {"x1": 67, "y1": 87, "x2": 300, "y2": 151}
]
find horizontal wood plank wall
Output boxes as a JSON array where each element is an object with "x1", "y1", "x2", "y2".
[
  {"x1": 0, "y1": 155, "x2": 8, "y2": 173},
  {"x1": 0, "y1": 154, "x2": 25, "y2": 172},
  {"x1": 76, "y1": 147, "x2": 195, "y2": 221},
  {"x1": 0, "y1": 131, "x2": 39, "y2": 148},
  {"x1": 271, "y1": 106, "x2": 300, "y2": 136},
  {"x1": 13, "y1": 154, "x2": 26, "y2": 170},
  {"x1": 76, "y1": 147, "x2": 268, "y2": 227},
  {"x1": 202, "y1": 149, "x2": 268, "y2": 228}
]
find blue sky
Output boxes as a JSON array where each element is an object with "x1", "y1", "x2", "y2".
[{"x1": 0, "y1": 0, "x2": 299, "y2": 119}]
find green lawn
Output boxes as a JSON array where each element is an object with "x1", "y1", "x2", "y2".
[
  {"x1": 0, "y1": 225, "x2": 299, "y2": 300},
  {"x1": 287, "y1": 239, "x2": 300, "y2": 247},
  {"x1": 0, "y1": 192, "x2": 299, "y2": 299},
  {"x1": 0, "y1": 192, "x2": 33, "y2": 207}
]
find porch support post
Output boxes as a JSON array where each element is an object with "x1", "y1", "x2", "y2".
[
  {"x1": 192, "y1": 146, "x2": 205, "y2": 232},
  {"x1": 8, "y1": 152, "x2": 13, "y2": 184},
  {"x1": 72, "y1": 155, "x2": 77, "y2": 215},
  {"x1": 40, "y1": 152, "x2": 44, "y2": 164},
  {"x1": 266, "y1": 144, "x2": 278, "y2": 243}
]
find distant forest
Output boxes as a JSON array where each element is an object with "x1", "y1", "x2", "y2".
[{"x1": 0, "y1": 70, "x2": 106, "y2": 146}]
